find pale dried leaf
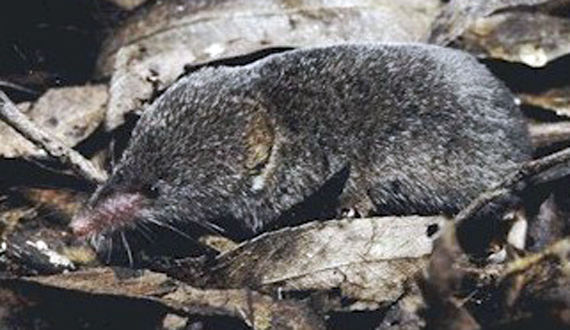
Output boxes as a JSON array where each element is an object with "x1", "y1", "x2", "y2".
[
  {"x1": 209, "y1": 216, "x2": 446, "y2": 308},
  {"x1": 463, "y1": 12, "x2": 570, "y2": 67},
  {"x1": 429, "y1": 0, "x2": 570, "y2": 67},
  {"x1": 428, "y1": 0, "x2": 556, "y2": 45},
  {"x1": 99, "y1": 0, "x2": 442, "y2": 128}
]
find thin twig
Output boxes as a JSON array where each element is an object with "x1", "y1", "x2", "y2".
[
  {"x1": 502, "y1": 236, "x2": 570, "y2": 277},
  {"x1": 455, "y1": 146, "x2": 570, "y2": 225},
  {"x1": 0, "y1": 90, "x2": 108, "y2": 184}
]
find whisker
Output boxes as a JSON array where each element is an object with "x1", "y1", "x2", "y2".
[
  {"x1": 121, "y1": 231, "x2": 134, "y2": 268},
  {"x1": 106, "y1": 236, "x2": 114, "y2": 265},
  {"x1": 135, "y1": 222, "x2": 155, "y2": 244},
  {"x1": 139, "y1": 206, "x2": 225, "y2": 235},
  {"x1": 35, "y1": 208, "x2": 61, "y2": 219},
  {"x1": 144, "y1": 217, "x2": 198, "y2": 244},
  {"x1": 203, "y1": 220, "x2": 226, "y2": 235},
  {"x1": 90, "y1": 234, "x2": 101, "y2": 252}
]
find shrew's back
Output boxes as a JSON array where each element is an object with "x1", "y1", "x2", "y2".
[{"x1": 244, "y1": 44, "x2": 531, "y2": 215}]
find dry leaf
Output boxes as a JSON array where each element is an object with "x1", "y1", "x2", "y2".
[
  {"x1": 428, "y1": 0, "x2": 556, "y2": 45},
  {"x1": 496, "y1": 238, "x2": 570, "y2": 328},
  {"x1": 98, "y1": 0, "x2": 442, "y2": 128},
  {"x1": 527, "y1": 190, "x2": 569, "y2": 251},
  {"x1": 421, "y1": 222, "x2": 481, "y2": 330},
  {"x1": 520, "y1": 87, "x2": 570, "y2": 118},
  {"x1": 429, "y1": 0, "x2": 570, "y2": 67},
  {"x1": 376, "y1": 284, "x2": 426, "y2": 330},
  {"x1": 528, "y1": 122, "x2": 570, "y2": 148},
  {"x1": 0, "y1": 85, "x2": 107, "y2": 158},
  {"x1": 463, "y1": 12, "x2": 570, "y2": 67},
  {"x1": 208, "y1": 216, "x2": 445, "y2": 308},
  {"x1": 0, "y1": 268, "x2": 325, "y2": 330}
]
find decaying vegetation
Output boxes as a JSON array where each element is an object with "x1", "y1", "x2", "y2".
[{"x1": 1, "y1": 0, "x2": 570, "y2": 329}]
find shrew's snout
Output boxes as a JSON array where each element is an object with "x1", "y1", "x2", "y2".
[{"x1": 70, "y1": 192, "x2": 145, "y2": 237}]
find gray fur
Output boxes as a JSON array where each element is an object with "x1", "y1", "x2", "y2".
[{"x1": 82, "y1": 43, "x2": 532, "y2": 238}]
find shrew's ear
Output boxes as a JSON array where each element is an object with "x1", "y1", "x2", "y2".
[{"x1": 245, "y1": 109, "x2": 275, "y2": 175}]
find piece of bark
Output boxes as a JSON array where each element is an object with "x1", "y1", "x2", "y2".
[
  {"x1": 526, "y1": 194, "x2": 566, "y2": 251},
  {"x1": 2, "y1": 235, "x2": 76, "y2": 276},
  {"x1": 527, "y1": 177, "x2": 570, "y2": 252}
]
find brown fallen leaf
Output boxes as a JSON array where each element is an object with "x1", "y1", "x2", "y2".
[
  {"x1": 0, "y1": 267, "x2": 326, "y2": 330},
  {"x1": 419, "y1": 209, "x2": 570, "y2": 329},
  {"x1": 98, "y1": 0, "x2": 442, "y2": 129},
  {"x1": 23, "y1": 188, "x2": 84, "y2": 219},
  {"x1": 421, "y1": 222, "x2": 479, "y2": 329},
  {"x1": 494, "y1": 237, "x2": 570, "y2": 328},
  {"x1": 376, "y1": 283, "x2": 426, "y2": 330},
  {"x1": 206, "y1": 216, "x2": 446, "y2": 309},
  {"x1": 0, "y1": 275, "x2": 171, "y2": 330}
]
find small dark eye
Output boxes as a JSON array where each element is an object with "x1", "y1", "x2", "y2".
[{"x1": 142, "y1": 183, "x2": 160, "y2": 199}]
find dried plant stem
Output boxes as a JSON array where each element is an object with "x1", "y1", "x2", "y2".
[
  {"x1": 503, "y1": 236, "x2": 570, "y2": 276},
  {"x1": 0, "y1": 90, "x2": 108, "y2": 184},
  {"x1": 455, "y1": 146, "x2": 570, "y2": 225},
  {"x1": 529, "y1": 122, "x2": 570, "y2": 148}
]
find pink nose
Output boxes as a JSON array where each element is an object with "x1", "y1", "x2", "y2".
[
  {"x1": 70, "y1": 215, "x2": 92, "y2": 237},
  {"x1": 69, "y1": 192, "x2": 145, "y2": 238}
]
